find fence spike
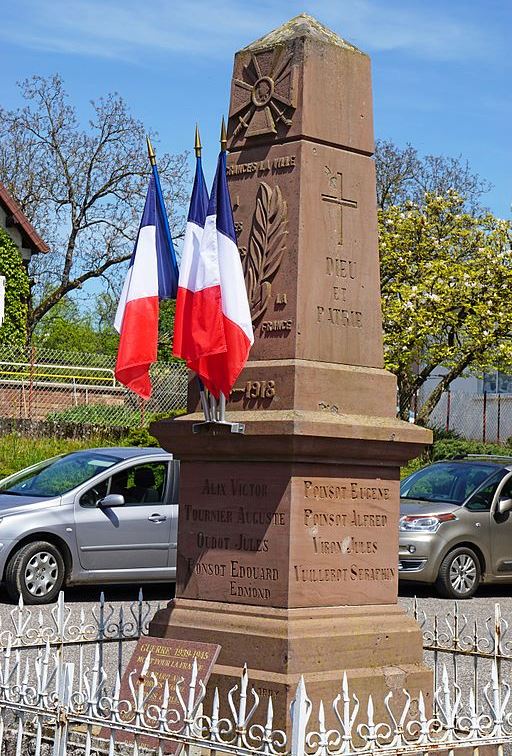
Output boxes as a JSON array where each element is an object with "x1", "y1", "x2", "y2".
[
  {"x1": 186, "y1": 657, "x2": 198, "y2": 718},
  {"x1": 265, "y1": 694, "x2": 274, "y2": 734},
  {"x1": 318, "y1": 699, "x2": 325, "y2": 733},
  {"x1": 290, "y1": 676, "x2": 311, "y2": 756},
  {"x1": 238, "y1": 663, "x2": 248, "y2": 727}
]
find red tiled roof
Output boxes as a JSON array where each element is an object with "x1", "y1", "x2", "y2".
[{"x1": 0, "y1": 181, "x2": 49, "y2": 254}]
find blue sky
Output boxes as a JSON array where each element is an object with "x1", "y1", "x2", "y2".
[{"x1": 1, "y1": 0, "x2": 510, "y2": 219}]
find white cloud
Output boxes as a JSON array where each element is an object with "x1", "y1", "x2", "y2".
[{"x1": 0, "y1": 0, "x2": 489, "y2": 63}]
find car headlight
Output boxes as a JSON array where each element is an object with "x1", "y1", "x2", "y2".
[{"x1": 400, "y1": 513, "x2": 456, "y2": 533}]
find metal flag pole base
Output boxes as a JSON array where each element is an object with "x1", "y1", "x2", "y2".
[
  {"x1": 193, "y1": 393, "x2": 245, "y2": 434},
  {"x1": 192, "y1": 420, "x2": 245, "y2": 434}
]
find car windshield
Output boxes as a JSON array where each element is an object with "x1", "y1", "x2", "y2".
[
  {"x1": 0, "y1": 451, "x2": 122, "y2": 498},
  {"x1": 400, "y1": 462, "x2": 498, "y2": 505}
]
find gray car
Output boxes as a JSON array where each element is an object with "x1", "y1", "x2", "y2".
[
  {"x1": 0, "y1": 447, "x2": 179, "y2": 604},
  {"x1": 399, "y1": 455, "x2": 512, "y2": 598}
]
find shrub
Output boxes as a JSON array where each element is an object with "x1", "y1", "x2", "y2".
[
  {"x1": 121, "y1": 408, "x2": 187, "y2": 448},
  {"x1": 46, "y1": 404, "x2": 141, "y2": 427},
  {"x1": 0, "y1": 227, "x2": 30, "y2": 346},
  {"x1": 46, "y1": 404, "x2": 186, "y2": 429},
  {"x1": 122, "y1": 427, "x2": 159, "y2": 447},
  {"x1": 431, "y1": 438, "x2": 512, "y2": 462},
  {"x1": 429, "y1": 425, "x2": 463, "y2": 443},
  {"x1": 401, "y1": 437, "x2": 512, "y2": 479}
]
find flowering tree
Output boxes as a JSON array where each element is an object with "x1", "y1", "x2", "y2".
[{"x1": 379, "y1": 192, "x2": 512, "y2": 423}]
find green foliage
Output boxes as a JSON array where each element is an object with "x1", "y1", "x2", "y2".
[
  {"x1": 401, "y1": 438, "x2": 512, "y2": 479},
  {"x1": 429, "y1": 426, "x2": 463, "y2": 443},
  {"x1": 46, "y1": 404, "x2": 144, "y2": 427},
  {"x1": 33, "y1": 296, "x2": 119, "y2": 354},
  {"x1": 0, "y1": 228, "x2": 30, "y2": 346},
  {"x1": 158, "y1": 299, "x2": 184, "y2": 364},
  {"x1": 380, "y1": 192, "x2": 512, "y2": 422},
  {"x1": 0, "y1": 433, "x2": 110, "y2": 479},
  {"x1": 431, "y1": 438, "x2": 512, "y2": 462},
  {"x1": 122, "y1": 427, "x2": 159, "y2": 447},
  {"x1": 46, "y1": 404, "x2": 186, "y2": 430}
]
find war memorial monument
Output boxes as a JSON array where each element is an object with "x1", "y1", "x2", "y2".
[{"x1": 151, "y1": 13, "x2": 433, "y2": 729}]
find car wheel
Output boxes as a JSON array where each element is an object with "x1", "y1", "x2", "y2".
[
  {"x1": 5, "y1": 541, "x2": 66, "y2": 605},
  {"x1": 435, "y1": 546, "x2": 481, "y2": 599}
]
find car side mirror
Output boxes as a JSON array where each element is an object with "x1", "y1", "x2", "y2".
[
  {"x1": 498, "y1": 497, "x2": 512, "y2": 515},
  {"x1": 97, "y1": 494, "x2": 125, "y2": 508}
]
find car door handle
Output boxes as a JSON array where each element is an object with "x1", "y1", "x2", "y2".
[{"x1": 148, "y1": 514, "x2": 167, "y2": 523}]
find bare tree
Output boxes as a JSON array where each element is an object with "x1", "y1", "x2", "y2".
[
  {"x1": 0, "y1": 75, "x2": 190, "y2": 336},
  {"x1": 375, "y1": 139, "x2": 491, "y2": 213}
]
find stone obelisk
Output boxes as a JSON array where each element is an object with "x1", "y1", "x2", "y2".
[{"x1": 151, "y1": 14, "x2": 432, "y2": 726}]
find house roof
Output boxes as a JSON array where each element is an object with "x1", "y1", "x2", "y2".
[{"x1": 0, "y1": 181, "x2": 49, "y2": 254}]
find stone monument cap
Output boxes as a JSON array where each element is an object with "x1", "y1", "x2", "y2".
[
  {"x1": 228, "y1": 12, "x2": 374, "y2": 154},
  {"x1": 242, "y1": 13, "x2": 365, "y2": 55}
]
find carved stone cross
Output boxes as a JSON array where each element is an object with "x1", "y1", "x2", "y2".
[{"x1": 321, "y1": 171, "x2": 357, "y2": 245}]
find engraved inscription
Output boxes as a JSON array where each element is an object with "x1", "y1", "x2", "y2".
[
  {"x1": 243, "y1": 380, "x2": 276, "y2": 399},
  {"x1": 294, "y1": 565, "x2": 396, "y2": 582},
  {"x1": 230, "y1": 379, "x2": 277, "y2": 403},
  {"x1": 243, "y1": 182, "x2": 288, "y2": 326},
  {"x1": 316, "y1": 307, "x2": 362, "y2": 328},
  {"x1": 304, "y1": 480, "x2": 391, "y2": 501},
  {"x1": 231, "y1": 49, "x2": 296, "y2": 140},
  {"x1": 316, "y1": 254, "x2": 362, "y2": 328},
  {"x1": 227, "y1": 155, "x2": 296, "y2": 176},
  {"x1": 294, "y1": 478, "x2": 397, "y2": 588},
  {"x1": 304, "y1": 508, "x2": 388, "y2": 527},
  {"x1": 181, "y1": 469, "x2": 286, "y2": 605},
  {"x1": 261, "y1": 318, "x2": 292, "y2": 334}
]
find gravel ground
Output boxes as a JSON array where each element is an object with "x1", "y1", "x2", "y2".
[{"x1": 400, "y1": 582, "x2": 512, "y2": 709}]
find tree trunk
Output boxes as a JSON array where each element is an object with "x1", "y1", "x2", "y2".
[{"x1": 416, "y1": 352, "x2": 479, "y2": 426}]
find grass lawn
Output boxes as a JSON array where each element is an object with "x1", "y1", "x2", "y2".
[{"x1": 0, "y1": 434, "x2": 113, "y2": 479}]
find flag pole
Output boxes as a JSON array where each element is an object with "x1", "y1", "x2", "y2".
[
  {"x1": 193, "y1": 126, "x2": 212, "y2": 422},
  {"x1": 218, "y1": 117, "x2": 229, "y2": 423}
]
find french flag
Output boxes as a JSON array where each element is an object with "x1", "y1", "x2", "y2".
[
  {"x1": 114, "y1": 169, "x2": 178, "y2": 399},
  {"x1": 174, "y1": 149, "x2": 253, "y2": 398},
  {"x1": 172, "y1": 152, "x2": 213, "y2": 369}
]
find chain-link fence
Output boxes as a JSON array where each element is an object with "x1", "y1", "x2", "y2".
[
  {"x1": 420, "y1": 390, "x2": 512, "y2": 443},
  {"x1": 0, "y1": 345, "x2": 188, "y2": 430}
]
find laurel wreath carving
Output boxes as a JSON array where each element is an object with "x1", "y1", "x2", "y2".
[{"x1": 243, "y1": 182, "x2": 288, "y2": 325}]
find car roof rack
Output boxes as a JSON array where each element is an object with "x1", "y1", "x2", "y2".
[{"x1": 465, "y1": 454, "x2": 512, "y2": 461}]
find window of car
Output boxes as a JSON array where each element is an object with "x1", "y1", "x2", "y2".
[
  {"x1": 465, "y1": 470, "x2": 508, "y2": 512},
  {"x1": 79, "y1": 461, "x2": 168, "y2": 508},
  {"x1": 400, "y1": 462, "x2": 499, "y2": 505},
  {"x1": 0, "y1": 451, "x2": 122, "y2": 498}
]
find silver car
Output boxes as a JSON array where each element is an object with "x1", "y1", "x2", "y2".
[
  {"x1": 0, "y1": 447, "x2": 179, "y2": 604},
  {"x1": 399, "y1": 455, "x2": 512, "y2": 599}
]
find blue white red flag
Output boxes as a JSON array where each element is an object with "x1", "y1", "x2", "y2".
[
  {"x1": 174, "y1": 149, "x2": 253, "y2": 398},
  {"x1": 114, "y1": 169, "x2": 179, "y2": 399},
  {"x1": 172, "y1": 154, "x2": 212, "y2": 368}
]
